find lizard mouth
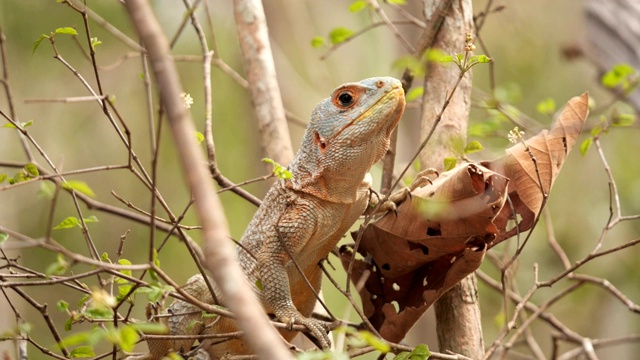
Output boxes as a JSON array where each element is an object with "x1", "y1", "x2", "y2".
[{"x1": 331, "y1": 84, "x2": 405, "y2": 140}]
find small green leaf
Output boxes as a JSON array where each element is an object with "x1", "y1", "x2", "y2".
[
  {"x1": 54, "y1": 216, "x2": 81, "y2": 229},
  {"x1": 349, "y1": 0, "x2": 367, "y2": 12},
  {"x1": 438, "y1": 55, "x2": 453, "y2": 63},
  {"x1": 409, "y1": 344, "x2": 431, "y2": 359},
  {"x1": 0, "y1": 174, "x2": 7, "y2": 183},
  {"x1": 117, "y1": 259, "x2": 132, "y2": 280},
  {"x1": 601, "y1": 63, "x2": 636, "y2": 89},
  {"x1": 195, "y1": 131, "x2": 205, "y2": 143},
  {"x1": 262, "y1": 158, "x2": 293, "y2": 180},
  {"x1": 90, "y1": 37, "x2": 101, "y2": 50},
  {"x1": 475, "y1": 54, "x2": 491, "y2": 63},
  {"x1": 62, "y1": 180, "x2": 96, "y2": 197},
  {"x1": 56, "y1": 300, "x2": 69, "y2": 312},
  {"x1": 55, "y1": 27, "x2": 78, "y2": 36},
  {"x1": 536, "y1": 98, "x2": 556, "y2": 116},
  {"x1": 359, "y1": 330, "x2": 390, "y2": 353},
  {"x1": 24, "y1": 163, "x2": 39, "y2": 177},
  {"x1": 84, "y1": 307, "x2": 113, "y2": 320},
  {"x1": 392, "y1": 55, "x2": 424, "y2": 77},
  {"x1": 310, "y1": 36, "x2": 326, "y2": 48},
  {"x1": 580, "y1": 138, "x2": 593, "y2": 156},
  {"x1": 393, "y1": 352, "x2": 410, "y2": 360},
  {"x1": 0, "y1": 232, "x2": 8, "y2": 245},
  {"x1": 255, "y1": 279, "x2": 264, "y2": 291},
  {"x1": 117, "y1": 325, "x2": 139, "y2": 352},
  {"x1": 443, "y1": 157, "x2": 457, "y2": 171},
  {"x1": 38, "y1": 182, "x2": 56, "y2": 199},
  {"x1": 2, "y1": 120, "x2": 33, "y2": 129},
  {"x1": 131, "y1": 322, "x2": 168, "y2": 334},
  {"x1": 201, "y1": 311, "x2": 217, "y2": 319},
  {"x1": 101, "y1": 252, "x2": 111, "y2": 262},
  {"x1": 388, "y1": 0, "x2": 406, "y2": 4},
  {"x1": 456, "y1": 53, "x2": 464, "y2": 63},
  {"x1": 590, "y1": 125, "x2": 602, "y2": 137},
  {"x1": 405, "y1": 87, "x2": 423, "y2": 102},
  {"x1": 187, "y1": 320, "x2": 202, "y2": 332},
  {"x1": 329, "y1": 27, "x2": 354, "y2": 45},
  {"x1": 70, "y1": 345, "x2": 95, "y2": 358},
  {"x1": 463, "y1": 140, "x2": 483, "y2": 154},
  {"x1": 613, "y1": 113, "x2": 635, "y2": 127},
  {"x1": 46, "y1": 254, "x2": 69, "y2": 276},
  {"x1": 64, "y1": 317, "x2": 73, "y2": 331},
  {"x1": 33, "y1": 34, "x2": 49, "y2": 54}
]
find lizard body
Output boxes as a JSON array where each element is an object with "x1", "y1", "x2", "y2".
[{"x1": 137, "y1": 77, "x2": 405, "y2": 359}]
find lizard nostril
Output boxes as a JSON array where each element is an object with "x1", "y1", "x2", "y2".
[{"x1": 376, "y1": 80, "x2": 384, "y2": 88}]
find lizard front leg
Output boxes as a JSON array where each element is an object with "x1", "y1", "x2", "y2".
[{"x1": 256, "y1": 212, "x2": 332, "y2": 349}]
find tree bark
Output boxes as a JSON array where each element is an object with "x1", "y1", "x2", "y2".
[
  {"x1": 419, "y1": 0, "x2": 484, "y2": 358},
  {"x1": 124, "y1": 2, "x2": 293, "y2": 359},
  {"x1": 233, "y1": 0, "x2": 294, "y2": 165}
]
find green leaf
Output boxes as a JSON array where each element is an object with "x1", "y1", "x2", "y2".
[
  {"x1": 262, "y1": 158, "x2": 293, "y2": 180},
  {"x1": 33, "y1": 34, "x2": 49, "y2": 54},
  {"x1": 255, "y1": 279, "x2": 264, "y2": 291},
  {"x1": 456, "y1": 53, "x2": 464, "y2": 63},
  {"x1": 349, "y1": 0, "x2": 367, "y2": 12},
  {"x1": 46, "y1": 254, "x2": 69, "y2": 276},
  {"x1": 62, "y1": 180, "x2": 96, "y2": 197},
  {"x1": 24, "y1": 163, "x2": 39, "y2": 177},
  {"x1": 406, "y1": 344, "x2": 431, "y2": 359},
  {"x1": 186, "y1": 320, "x2": 201, "y2": 332},
  {"x1": 405, "y1": 87, "x2": 423, "y2": 102},
  {"x1": 0, "y1": 232, "x2": 8, "y2": 245},
  {"x1": 54, "y1": 216, "x2": 81, "y2": 229},
  {"x1": 392, "y1": 55, "x2": 424, "y2": 77},
  {"x1": 358, "y1": 330, "x2": 390, "y2": 353},
  {"x1": 90, "y1": 37, "x2": 101, "y2": 50},
  {"x1": 536, "y1": 98, "x2": 556, "y2": 115},
  {"x1": 64, "y1": 317, "x2": 73, "y2": 331},
  {"x1": 38, "y1": 182, "x2": 55, "y2": 199},
  {"x1": 117, "y1": 259, "x2": 132, "y2": 281},
  {"x1": 443, "y1": 157, "x2": 457, "y2": 171},
  {"x1": 101, "y1": 252, "x2": 111, "y2": 263},
  {"x1": 601, "y1": 63, "x2": 636, "y2": 89},
  {"x1": 613, "y1": 113, "x2": 635, "y2": 127},
  {"x1": 56, "y1": 300, "x2": 69, "y2": 312},
  {"x1": 84, "y1": 307, "x2": 113, "y2": 320},
  {"x1": 580, "y1": 138, "x2": 593, "y2": 156},
  {"x1": 70, "y1": 345, "x2": 95, "y2": 358},
  {"x1": 131, "y1": 322, "x2": 168, "y2": 334},
  {"x1": 463, "y1": 140, "x2": 483, "y2": 154},
  {"x1": 393, "y1": 352, "x2": 410, "y2": 360},
  {"x1": 438, "y1": 55, "x2": 453, "y2": 63},
  {"x1": 2, "y1": 120, "x2": 33, "y2": 129},
  {"x1": 329, "y1": 27, "x2": 354, "y2": 45},
  {"x1": 117, "y1": 325, "x2": 139, "y2": 352},
  {"x1": 475, "y1": 54, "x2": 491, "y2": 63},
  {"x1": 55, "y1": 27, "x2": 78, "y2": 36},
  {"x1": 0, "y1": 174, "x2": 6, "y2": 183},
  {"x1": 195, "y1": 131, "x2": 205, "y2": 143},
  {"x1": 311, "y1": 36, "x2": 326, "y2": 48},
  {"x1": 201, "y1": 311, "x2": 217, "y2": 319},
  {"x1": 388, "y1": 0, "x2": 406, "y2": 4}
]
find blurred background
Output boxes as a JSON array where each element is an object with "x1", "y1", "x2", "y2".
[{"x1": 0, "y1": 0, "x2": 638, "y2": 358}]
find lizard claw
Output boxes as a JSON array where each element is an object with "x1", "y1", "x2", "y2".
[{"x1": 278, "y1": 309, "x2": 331, "y2": 349}]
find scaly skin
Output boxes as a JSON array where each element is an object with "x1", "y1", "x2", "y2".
[{"x1": 135, "y1": 77, "x2": 405, "y2": 359}]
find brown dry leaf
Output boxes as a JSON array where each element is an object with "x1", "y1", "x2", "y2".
[
  {"x1": 342, "y1": 163, "x2": 508, "y2": 341},
  {"x1": 486, "y1": 92, "x2": 589, "y2": 243},
  {"x1": 343, "y1": 93, "x2": 589, "y2": 342}
]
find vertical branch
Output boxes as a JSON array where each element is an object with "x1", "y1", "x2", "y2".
[
  {"x1": 233, "y1": 0, "x2": 294, "y2": 165},
  {"x1": 417, "y1": 0, "x2": 483, "y2": 358},
  {"x1": 123, "y1": 2, "x2": 293, "y2": 359}
]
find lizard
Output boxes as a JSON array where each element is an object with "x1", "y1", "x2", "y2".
[{"x1": 134, "y1": 76, "x2": 406, "y2": 359}]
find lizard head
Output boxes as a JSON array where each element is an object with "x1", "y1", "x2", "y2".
[{"x1": 288, "y1": 77, "x2": 405, "y2": 203}]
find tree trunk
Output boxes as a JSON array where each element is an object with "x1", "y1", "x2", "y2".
[{"x1": 419, "y1": 0, "x2": 484, "y2": 358}]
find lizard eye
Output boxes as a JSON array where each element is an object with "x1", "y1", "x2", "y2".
[{"x1": 336, "y1": 91, "x2": 354, "y2": 107}]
